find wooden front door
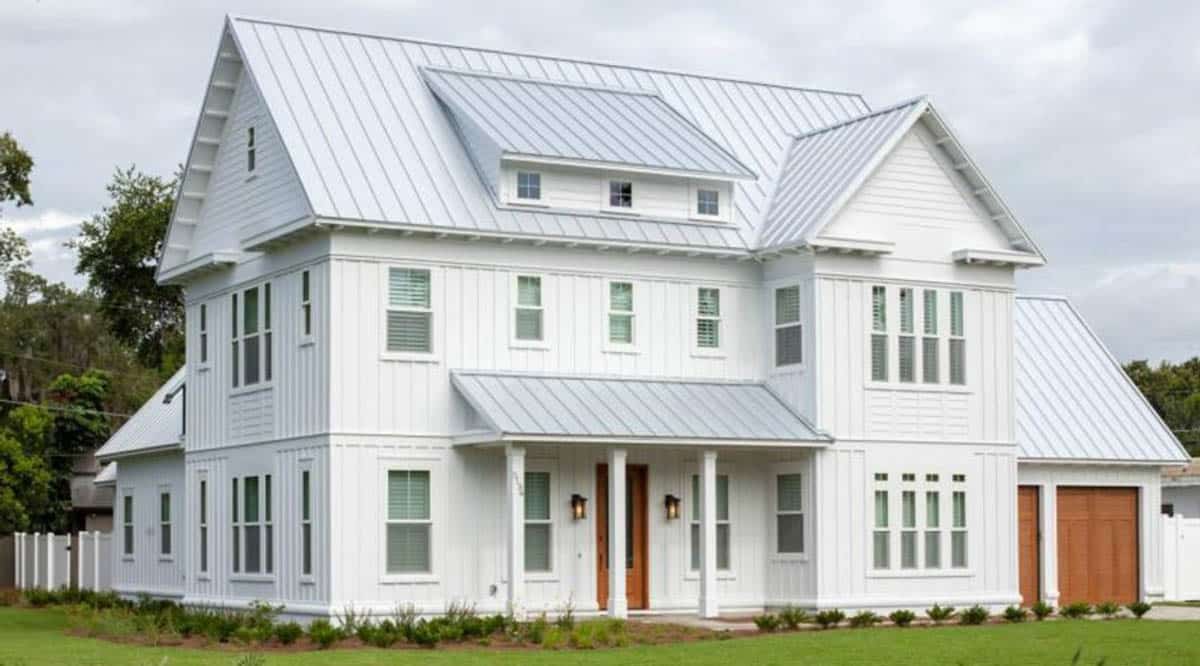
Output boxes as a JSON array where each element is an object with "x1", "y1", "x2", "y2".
[
  {"x1": 1018, "y1": 486, "x2": 1040, "y2": 606},
  {"x1": 596, "y1": 464, "x2": 649, "y2": 610},
  {"x1": 1056, "y1": 487, "x2": 1139, "y2": 605}
]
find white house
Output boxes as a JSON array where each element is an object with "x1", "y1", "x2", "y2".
[
  {"x1": 95, "y1": 15, "x2": 1188, "y2": 620},
  {"x1": 1163, "y1": 460, "x2": 1200, "y2": 517}
]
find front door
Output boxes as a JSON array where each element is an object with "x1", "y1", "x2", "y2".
[{"x1": 596, "y1": 464, "x2": 648, "y2": 610}]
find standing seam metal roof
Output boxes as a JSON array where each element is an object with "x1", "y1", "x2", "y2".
[{"x1": 95, "y1": 368, "x2": 185, "y2": 460}]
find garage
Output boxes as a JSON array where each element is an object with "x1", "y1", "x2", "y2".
[
  {"x1": 1056, "y1": 487, "x2": 1139, "y2": 605},
  {"x1": 1018, "y1": 486, "x2": 1040, "y2": 605}
]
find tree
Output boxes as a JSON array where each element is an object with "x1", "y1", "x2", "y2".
[
  {"x1": 0, "y1": 404, "x2": 53, "y2": 533},
  {"x1": 73, "y1": 167, "x2": 182, "y2": 371},
  {"x1": 1125, "y1": 358, "x2": 1200, "y2": 455},
  {"x1": 0, "y1": 132, "x2": 34, "y2": 211}
]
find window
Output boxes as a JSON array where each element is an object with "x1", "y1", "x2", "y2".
[
  {"x1": 517, "y1": 171, "x2": 541, "y2": 200},
  {"x1": 244, "y1": 476, "x2": 261, "y2": 573},
  {"x1": 232, "y1": 478, "x2": 239, "y2": 572},
  {"x1": 301, "y1": 470, "x2": 312, "y2": 576},
  {"x1": 696, "y1": 288, "x2": 720, "y2": 349},
  {"x1": 608, "y1": 282, "x2": 634, "y2": 345},
  {"x1": 122, "y1": 494, "x2": 133, "y2": 556},
  {"x1": 900, "y1": 490, "x2": 916, "y2": 568},
  {"x1": 924, "y1": 490, "x2": 941, "y2": 568},
  {"x1": 386, "y1": 470, "x2": 431, "y2": 574},
  {"x1": 247, "y1": 126, "x2": 256, "y2": 172},
  {"x1": 387, "y1": 268, "x2": 432, "y2": 353},
  {"x1": 774, "y1": 286, "x2": 802, "y2": 366},
  {"x1": 697, "y1": 189, "x2": 719, "y2": 216},
  {"x1": 690, "y1": 474, "x2": 730, "y2": 571},
  {"x1": 232, "y1": 475, "x2": 271, "y2": 575},
  {"x1": 160, "y1": 491, "x2": 172, "y2": 556},
  {"x1": 265, "y1": 474, "x2": 273, "y2": 574},
  {"x1": 301, "y1": 270, "x2": 312, "y2": 338},
  {"x1": 898, "y1": 288, "x2": 915, "y2": 382},
  {"x1": 776, "y1": 474, "x2": 804, "y2": 554},
  {"x1": 524, "y1": 471, "x2": 551, "y2": 572},
  {"x1": 922, "y1": 289, "x2": 939, "y2": 384},
  {"x1": 952, "y1": 489, "x2": 968, "y2": 568},
  {"x1": 232, "y1": 284, "x2": 272, "y2": 387},
  {"x1": 873, "y1": 488, "x2": 889, "y2": 569},
  {"x1": 514, "y1": 275, "x2": 543, "y2": 342},
  {"x1": 871, "y1": 286, "x2": 888, "y2": 381},
  {"x1": 949, "y1": 291, "x2": 965, "y2": 385},
  {"x1": 199, "y1": 479, "x2": 208, "y2": 574},
  {"x1": 199, "y1": 304, "x2": 208, "y2": 364},
  {"x1": 609, "y1": 180, "x2": 633, "y2": 208}
]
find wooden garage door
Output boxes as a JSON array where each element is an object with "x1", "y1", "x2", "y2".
[
  {"x1": 1018, "y1": 486, "x2": 1040, "y2": 605},
  {"x1": 1056, "y1": 487, "x2": 1138, "y2": 605}
]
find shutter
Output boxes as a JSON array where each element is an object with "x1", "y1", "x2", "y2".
[
  {"x1": 524, "y1": 472, "x2": 550, "y2": 521},
  {"x1": 387, "y1": 312, "x2": 432, "y2": 352},
  {"x1": 922, "y1": 337, "x2": 939, "y2": 383},
  {"x1": 517, "y1": 276, "x2": 541, "y2": 307},
  {"x1": 386, "y1": 524, "x2": 431, "y2": 573},
  {"x1": 777, "y1": 474, "x2": 803, "y2": 512},
  {"x1": 775, "y1": 286, "x2": 800, "y2": 324},
  {"x1": 871, "y1": 334, "x2": 888, "y2": 381},
  {"x1": 950, "y1": 339, "x2": 966, "y2": 385},
  {"x1": 389, "y1": 269, "x2": 431, "y2": 308},
  {"x1": 388, "y1": 470, "x2": 431, "y2": 521}
]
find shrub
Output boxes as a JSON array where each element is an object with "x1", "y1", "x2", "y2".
[
  {"x1": 274, "y1": 621, "x2": 303, "y2": 645},
  {"x1": 24, "y1": 588, "x2": 57, "y2": 608},
  {"x1": 753, "y1": 614, "x2": 782, "y2": 632},
  {"x1": 1126, "y1": 601, "x2": 1152, "y2": 619},
  {"x1": 926, "y1": 604, "x2": 956, "y2": 624},
  {"x1": 959, "y1": 605, "x2": 989, "y2": 625},
  {"x1": 555, "y1": 598, "x2": 576, "y2": 632},
  {"x1": 1059, "y1": 602, "x2": 1093, "y2": 619},
  {"x1": 336, "y1": 604, "x2": 371, "y2": 637},
  {"x1": 308, "y1": 619, "x2": 343, "y2": 649},
  {"x1": 779, "y1": 605, "x2": 811, "y2": 630},
  {"x1": 233, "y1": 626, "x2": 258, "y2": 645},
  {"x1": 848, "y1": 611, "x2": 882, "y2": 628},
  {"x1": 888, "y1": 609, "x2": 916, "y2": 627},
  {"x1": 232, "y1": 654, "x2": 266, "y2": 666},
  {"x1": 1031, "y1": 600, "x2": 1054, "y2": 621},
  {"x1": 408, "y1": 619, "x2": 440, "y2": 648},
  {"x1": 814, "y1": 609, "x2": 845, "y2": 629},
  {"x1": 1003, "y1": 606, "x2": 1028, "y2": 623},
  {"x1": 521, "y1": 614, "x2": 550, "y2": 644},
  {"x1": 541, "y1": 627, "x2": 566, "y2": 649},
  {"x1": 481, "y1": 613, "x2": 508, "y2": 636},
  {"x1": 1095, "y1": 601, "x2": 1121, "y2": 619},
  {"x1": 369, "y1": 620, "x2": 400, "y2": 648}
]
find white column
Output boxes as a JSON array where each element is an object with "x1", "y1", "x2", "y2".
[
  {"x1": 699, "y1": 450, "x2": 719, "y2": 618},
  {"x1": 1040, "y1": 483, "x2": 1059, "y2": 605},
  {"x1": 92, "y1": 531, "x2": 101, "y2": 592},
  {"x1": 45, "y1": 533, "x2": 54, "y2": 590},
  {"x1": 76, "y1": 532, "x2": 83, "y2": 591},
  {"x1": 607, "y1": 448, "x2": 627, "y2": 618},
  {"x1": 505, "y1": 443, "x2": 526, "y2": 619}
]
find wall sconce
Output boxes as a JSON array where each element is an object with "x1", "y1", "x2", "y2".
[
  {"x1": 664, "y1": 494, "x2": 681, "y2": 520},
  {"x1": 570, "y1": 494, "x2": 587, "y2": 520}
]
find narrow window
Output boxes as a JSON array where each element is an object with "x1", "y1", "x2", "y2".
[
  {"x1": 952, "y1": 489, "x2": 968, "y2": 568},
  {"x1": 925, "y1": 490, "x2": 941, "y2": 569},
  {"x1": 898, "y1": 288, "x2": 915, "y2": 382},
  {"x1": 247, "y1": 126, "x2": 256, "y2": 172},
  {"x1": 243, "y1": 476, "x2": 261, "y2": 573},
  {"x1": 873, "y1": 488, "x2": 889, "y2": 569},
  {"x1": 199, "y1": 304, "x2": 208, "y2": 364},
  {"x1": 690, "y1": 474, "x2": 731, "y2": 570},
  {"x1": 871, "y1": 286, "x2": 888, "y2": 381},
  {"x1": 199, "y1": 479, "x2": 208, "y2": 574},
  {"x1": 264, "y1": 474, "x2": 273, "y2": 574},
  {"x1": 231, "y1": 294, "x2": 239, "y2": 388},
  {"x1": 524, "y1": 471, "x2": 552, "y2": 572},
  {"x1": 776, "y1": 473, "x2": 804, "y2": 554},
  {"x1": 514, "y1": 275, "x2": 544, "y2": 342},
  {"x1": 901, "y1": 490, "x2": 916, "y2": 568},
  {"x1": 386, "y1": 470, "x2": 432, "y2": 573},
  {"x1": 231, "y1": 478, "x2": 239, "y2": 573},
  {"x1": 301, "y1": 470, "x2": 312, "y2": 576},
  {"x1": 949, "y1": 291, "x2": 966, "y2": 385},
  {"x1": 608, "y1": 281, "x2": 634, "y2": 345},
  {"x1": 160, "y1": 491, "x2": 172, "y2": 556},
  {"x1": 516, "y1": 171, "x2": 541, "y2": 200},
  {"x1": 235, "y1": 286, "x2": 267, "y2": 387},
  {"x1": 922, "y1": 289, "x2": 939, "y2": 384},
  {"x1": 123, "y1": 494, "x2": 134, "y2": 556},
  {"x1": 696, "y1": 189, "x2": 719, "y2": 216},
  {"x1": 264, "y1": 284, "x2": 272, "y2": 382},
  {"x1": 696, "y1": 288, "x2": 720, "y2": 349},
  {"x1": 609, "y1": 180, "x2": 633, "y2": 208},
  {"x1": 387, "y1": 268, "x2": 433, "y2": 353},
  {"x1": 301, "y1": 270, "x2": 312, "y2": 338},
  {"x1": 774, "y1": 286, "x2": 802, "y2": 366}
]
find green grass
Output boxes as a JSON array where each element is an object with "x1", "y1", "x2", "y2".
[{"x1": 2, "y1": 607, "x2": 1199, "y2": 665}]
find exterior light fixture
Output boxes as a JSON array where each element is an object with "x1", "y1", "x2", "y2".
[
  {"x1": 664, "y1": 494, "x2": 681, "y2": 520},
  {"x1": 570, "y1": 494, "x2": 587, "y2": 520}
]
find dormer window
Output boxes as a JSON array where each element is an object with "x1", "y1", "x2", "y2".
[
  {"x1": 517, "y1": 171, "x2": 541, "y2": 200},
  {"x1": 697, "y1": 189, "x2": 719, "y2": 216},
  {"x1": 609, "y1": 180, "x2": 633, "y2": 208},
  {"x1": 247, "y1": 127, "x2": 256, "y2": 172}
]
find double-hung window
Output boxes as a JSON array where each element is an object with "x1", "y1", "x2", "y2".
[
  {"x1": 247, "y1": 127, "x2": 256, "y2": 172},
  {"x1": 524, "y1": 471, "x2": 552, "y2": 573},
  {"x1": 232, "y1": 475, "x2": 271, "y2": 575},
  {"x1": 952, "y1": 476, "x2": 968, "y2": 568},
  {"x1": 774, "y1": 286, "x2": 802, "y2": 366},
  {"x1": 232, "y1": 478, "x2": 240, "y2": 572},
  {"x1": 776, "y1": 473, "x2": 804, "y2": 554},
  {"x1": 690, "y1": 474, "x2": 730, "y2": 571},
  {"x1": 301, "y1": 469, "x2": 313, "y2": 577},
  {"x1": 199, "y1": 304, "x2": 208, "y2": 365},
  {"x1": 301, "y1": 270, "x2": 312, "y2": 339},
  {"x1": 924, "y1": 481, "x2": 941, "y2": 569},
  {"x1": 922, "y1": 289, "x2": 939, "y2": 384},
  {"x1": 949, "y1": 291, "x2": 966, "y2": 385},
  {"x1": 122, "y1": 494, "x2": 134, "y2": 556},
  {"x1": 900, "y1": 488, "x2": 917, "y2": 568},
  {"x1": 199, "y1": 478, "x2": 208, "y2": 574},
  {"x1": 244, "y1": 476, "x2": 262, "y2": 573},
  {"x1": 696, "y1": 288, "x2": 720, "y2": 349},
  {"x1": 898, "y1": 288, "x2": 915, "y2": 382},
  {"x1": 386, "y1": 470, "x2": 432, "y2": 574},
  {"x1": 517, "y1": 171, "x2": 541, "y2": 200},
  {"x1": 160, "y1": 491, "x2": 172, "y2": 557},
  {"x1": 514, "y1": 276, "x2": 544, "y2": 342},
  {"x1": 696, "y1": 189, "x2": 719, "y2": 216},
  {"x1": 232, "y1": 284, "x2": 271, "y2": 388},
  {"x1": 387, "y1": 268, "x2": 432, "y2": 353},
  {"x1": 608, "y1": 282, "x2": 634, "y2": 345},
  {"x1": 609, "y1": 180, "x2": 633, "y2": 208},
  {"x1": 871, "y1": 286, "x2": 888, "y2": 381},
  {"x1": 872, "y1": 474, "x2": 889, "y2": 569}
]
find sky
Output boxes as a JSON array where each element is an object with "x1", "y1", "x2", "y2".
[{"x1": 1, "y1": 0, "x2": 1197, "y2": 363}]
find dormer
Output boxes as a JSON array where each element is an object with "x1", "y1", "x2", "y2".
[{"x1": 422, "y1": 67, "x2": 755, "y2": 224}]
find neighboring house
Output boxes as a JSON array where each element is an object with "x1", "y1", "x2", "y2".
[
  {"x1": 96, "y1": 15, "x2": 1188, "y2": 619},
  {"x1": 1162, "y1": 460, "x2": 1200, "y2": 517},
  {"x1": 70, "y1": 450, "x2": 114, "y2": 532}
]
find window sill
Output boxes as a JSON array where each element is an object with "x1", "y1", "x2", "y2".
[
  {"x1": 864, "y1": 382, "x2": 971, "y2": 395},
  {"x1": 866, "y1": 568, "x2": 973, "y2": 579},
  {"x1": 380, "y1": 573, "x2": 439, "y2": 585},
  {"x1": 158, "y1": 556, "x2": 175, "y2": 563},
  {"x1": 770, "y1": 362, "x2": 806, "y2": 373},
  {"x1": 298, "y1": 337, "x2": 316, "y2": 348},
  {"x1": 230, "y1": 574, "x2": 275, "y2": 583},
  {"x1": 121, "y1": 556, "x2": 135, "y2": 563},
  {"x1": 299, "y1": 576, "x2": 316, "y2": 586},
  {"x1": 688, "y1": 214, "x2": 727, "y2": 224},
  {"x1": 683, "y1": 571, "x2": 736, "y2": 581},
  {"x1": 769, "y1": 553, "x2": 809, "y2": 563},
  {"x1": 510, "y1": 340, "x2": 551, "y2": 351},
  {"x1": 691, "y1": 349, "x2": 727, "y2": 360},
  {"x1": 230, "y1": 383, "x2": 273, "y2": 398},
  {"x1": 197, "y1": 575, "x2": 211, "y2": 582},
  {"x1": 379, "y1": 352, "x2": 440, "y2": 364},
  {"x1": 525, "y1": 572, "x2": 558, "y2": 583},
  {"x1": 244, "y1": 174, "x2": 258, "y2": 184},
  {"x1": 602, "y1": 345, "x2": 641, "y2": 356},
  {"x1": 196, "y1": 364, "x2": 210, "y2": 373},
  {"x1": 509, "y1": 200, "x2": 550, "y2": 209}
]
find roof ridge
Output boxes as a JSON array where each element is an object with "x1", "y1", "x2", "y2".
[
  {"x1": 228, "y1": 14, "x2": 868, "y2": 101},
  {"x1": 1015, "y1": 294, "x2": 1071, "y2": 302},
  {"x1": 790, "y1": 95, "x2": 927, "y2": 142}
]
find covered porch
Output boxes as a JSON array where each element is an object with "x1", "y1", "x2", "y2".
[{"x1": 451, "y1": 371, "x2": 829, "y2": 619}]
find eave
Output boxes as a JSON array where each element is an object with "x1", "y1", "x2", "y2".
[
  {"x1": 453, "y1": 432, "x2": 831, "y2": 449},
  {"x1": 157, "y1": 251, "x2": 242, "y2": 285},
  {"x1": 501, "y1": 154, "x2": 758, "y2": 182},
  {"x1": 953, "y1": 248, "x2": 1045, "y2": 268},
  {"x1": 96, "y1": 443, "x2": 183, "y2": 465}
]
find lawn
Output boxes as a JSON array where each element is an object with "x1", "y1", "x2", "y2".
[{"x1": 1, "y1": 607, "x2": 1198, "y2": 665}]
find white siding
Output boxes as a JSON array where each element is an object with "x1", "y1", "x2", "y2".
[
  {"x1": 112, "y1": 452, "x2": 186, "y2": 597},
  {"x1": 1164, "y1": 486, "x2": 1200, "y2": 519}
]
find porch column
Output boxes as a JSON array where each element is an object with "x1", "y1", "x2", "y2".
[
  {"x1": 607, "y1": 448, "x2": 628, "y2": 618},
  {"x1": 1040, "y1": 483, "x2": 1059, "y2": 606},
  {"x1": 699, "y1": 450, "x2": 719, "y2": 618},
  {"x1": 505, "y1": 443, "x2": 526, "y2": 619}
]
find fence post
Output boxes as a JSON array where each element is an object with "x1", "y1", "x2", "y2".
[
  {"x1": 32, "y1": 532, "x2": 39, "y2": 590},
  {"x1": 92, "y1": 531, "x2": 101, "y2": 592},
  {"x1": 13, "y1": 533, "x2": 21, "y2": 590},
  {"x1": 46, "y1": 533, "x2": 55, "y2": 590}
]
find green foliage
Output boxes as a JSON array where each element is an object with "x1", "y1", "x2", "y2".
[
  {"x1": 1003, "y1": 606, "x2": 1029, "y2": 623},
  {"x1": 926, "y1": 604, "x2": 957, "y2": 624},
  {"x1": 1032, "y1": 600, "x2": 1055, "y2": 620},
  {"x1": 888, "y1": 609, "x2": 916, "y2": 627},
  {"x1": 1095, "y1": 601, "x2": 1121, "y2": 619},
  {"x1": 1125, "y1": 358, "x2": 1200, "y2": 455},
  {"x1": 959, "y1": 605, "x2": 989, "y2": 625},
  {"x1": 0, "y1": 430, "x2": 51, "y2": 534},
  {"x1": 814, "y1": 609, "x2": 845, "y2": 629},
  {"x1": 307, "y1": 619, "x2": 342, "y2": 649},
  {"x1": 848, "y1": 611, "x2": 882, "y2": 628},
  {"x1": 273, "y1": 621, "x2": 302, "y2": 645},
  {"x1": 752, "y1": 613, "x2": 781, "y2": 632},
  {"x1": 1126, "y1": 601, "x2": 1151, "y2": 619},
  {"x1": 231, "y1": 654, "x2": 266, "y2": 666},
  {"x1": 1060, "y1": 602, "x2": 1094, "y2": 619},
  {"x1": 779, "y1": 605, "x2": 811, "y2": 630},
  {"x1": 521, "y1": 614, "x2": 550, "y2": 644},
  {"x1": 0, "y1": 131, "x2": 33, "y2": 210}
]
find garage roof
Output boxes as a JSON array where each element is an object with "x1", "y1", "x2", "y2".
[{"x1": 96, "y1": 367, "x2": 185, "y2": 461}]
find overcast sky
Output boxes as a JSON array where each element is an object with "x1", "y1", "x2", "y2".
[{"x1": 1, "y1": 0, "x2": 1197, "y2": 362}]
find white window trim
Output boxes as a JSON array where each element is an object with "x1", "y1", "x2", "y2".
[
  {"x1": 601, "y1": 176, "x2": 637, "y2": 214},
  {"x1": 245, "y1": 123, "x2": 257, "y2": 180},
  {"x1": 158, "y1": 484, "x2": 173, "y2": 562},
  {"x1": 121, "y1": 488, "x2": 134, "y2": 561},
  {"x1": 771, "y1": 461, "x2": 809, "y2": 562},
  {"x1": 772, "y1": 282, "x2": 804, "y2": 370},
  {"x1": 380, "y1": 265, "x2": 441, "y2": 363},
  {"x1": 949, "y1": 291, "x2": 967, "y2": 386},
  {"x1": 299, "y1": 269, "x2": 315, "y2": 347},
  {"x1": 196, "y1": 471, "x2": 210, "y2": 580},
  {"x1": 865, "y1": 470, "x2": 975, "y2": 579},
  {"x1": 691, "y1": 285, "x2": 726, "y2": 358},
  {"x1": 515, "y1": 170, "x2": 543, "y2": 202},
  {"x1": 523, "y1": 459, "x2": 558, "y2": 581},
  {"x1": 230, "y1": 473, "x2": 274, "y2": 581},
  {"x1": 197, "y1": 303, "x2": 210, "y2": 371},
  {"x1": 299, "y1": 459, "x2": 315, "y2": 584},
  {"x1": 683, "y1": 462, "x2": 736, "y2": 581},
  {"x1": 687, "y1": 181, "x2": 730, "y2": 222},
  {"x1": 379, "y1": 457, "x2": 440, "y2": 585},
  {"x1": 510, "y1": 273, "x2": 550, "y2": 350},
  {"x1": 230, "y1": 283, "x2": 273, "y2": 395},
  {"x1": 603, "y1": 278, "x2": 641, "y2": 354},
  {"x1": 863, "y1": 283, "x2": 973, "y2": 394}
]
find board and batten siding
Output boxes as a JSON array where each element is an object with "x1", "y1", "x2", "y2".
[{"x1": 112, "y1": 452, "x2": 187, "y2": 598}]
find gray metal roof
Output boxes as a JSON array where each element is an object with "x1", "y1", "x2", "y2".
[
  {"x1": 451, "y1": 371, "x2": 828, "y2": 444},
  {"x1": 223, "y1": 16, "x2": 871, "y2": 254},
  {"x1": 96, "y1": 368, "x2": 185, "y2": 461},
  {"x1": 93, "y1": 462, "x2": 117, "y2": 487},
  {"x1": 1014, "y1": 296, "x2": 1187, "y2": 463},
  {"x1": 422, "y1": 67, "x2": 755, "y2": 179}
]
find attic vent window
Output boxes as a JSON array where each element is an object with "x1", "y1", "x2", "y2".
[
  {"x1": 697, "y1": 189, "x2": 719, "y2": 216},
  {"x1": 246, "y1": 127, "x2": 256, "y2": 172},
  {"x1": 609, "y1": 181, "x2": 633, "y2": 208},
  {"x1": 517, "y1": 172, "x2": 541, "y2": 200}
]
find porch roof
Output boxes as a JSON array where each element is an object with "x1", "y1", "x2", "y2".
[{"x1": 451, "y1": 371, "x2": 829, "y2": 446}]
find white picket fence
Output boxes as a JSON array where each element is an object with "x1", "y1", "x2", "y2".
[
  {"x1": 1163, "y1": 515, "x2": 1200, "y2": 601},
  {"x1": 12, "y1": 532, "x2": 111, "y2": 591}
]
